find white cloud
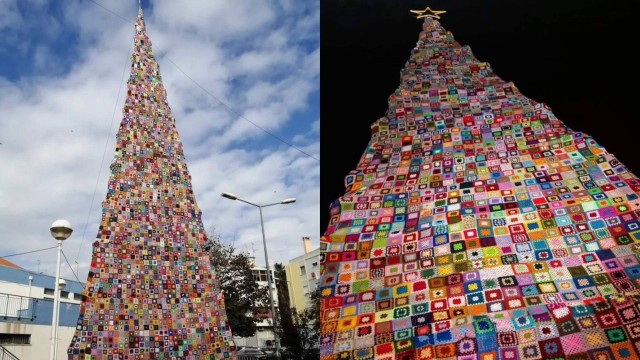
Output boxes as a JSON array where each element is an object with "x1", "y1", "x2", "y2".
[
  {"x1": 0, "y1": 0, "x2": 319, "y2": 283},
  {"x1": 0, "y1": 0, "x2": 22, "y2": 31},
  {"x1": 151, "y1": 1, "x2": 277, "y2": 40}
]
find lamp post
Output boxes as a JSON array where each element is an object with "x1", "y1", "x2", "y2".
[
  {"x1": 28, "y1": 275, "x2": 33, "y2": 300},
  {"x1": 49, "y1": 219, "x2": 73, "y2": 360},
  {"x1": 54, "y1": 279, "x2": 66, "y2": 358},
  {"x1": 221, "y1": 192, "x2": 295, "y2": 358}
]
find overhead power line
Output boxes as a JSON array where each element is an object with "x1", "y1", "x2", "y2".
[
  {"x1": 62, "y1": 250, "x2": 82, "y2": 284},
  {"x1": 0, "y1": 246, "x2": 57, "y2": 259}
]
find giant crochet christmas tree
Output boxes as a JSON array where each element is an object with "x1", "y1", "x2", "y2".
[
  {"x1": 67, "y1": 8, "x2": 235, "y2": 359},
  {"x1": 320, "y1": 15, "x2": 640, "y2": 360}
]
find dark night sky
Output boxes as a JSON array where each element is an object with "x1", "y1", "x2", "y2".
[{"x1": 320, "y1": 0, "x2": 638, "y2": 234}]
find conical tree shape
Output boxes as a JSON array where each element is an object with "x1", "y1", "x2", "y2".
[
  {"x1": 320, "y1": 17, "x2": 640, "y2": 360},
  {"x1": 68, "y1": 9, "x2": 235, "y2": 359}
]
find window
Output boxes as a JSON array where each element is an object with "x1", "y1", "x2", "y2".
[
  {"x1": 300, "y1": 266, "x2": 306, "y2": 276},
  {"x1": 252, "y1": 269, "x2": 268, "y2": 282},
  {"x1": 312, "y1": 262, "x2": 318, "y2": 267},
  {"x1": 0, "y1": 333, "x2": 31, "y2": 345}
]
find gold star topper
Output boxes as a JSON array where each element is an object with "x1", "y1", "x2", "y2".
[{"x1": 410, "y1": 6, "x2": 446, "y2": 19}]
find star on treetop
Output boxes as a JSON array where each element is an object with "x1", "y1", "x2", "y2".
[{"x1": 410, "y1": 6, "x2": 447, "y2": 20}]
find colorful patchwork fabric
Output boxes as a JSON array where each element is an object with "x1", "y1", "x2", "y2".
[
  {"x1": 320, "y1": 17, "x2": 640, "y2": 360},
  {"x1": 67, "y1": 8, "x2": 235, "y2": 359}
]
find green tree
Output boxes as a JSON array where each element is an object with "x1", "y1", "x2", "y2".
[
  {"x1": 308, "y1": 286, "x2": 320, "y2": 333},
  {"x1": 291, "y1": 287, "x2": 320, "y2": 360},
  {"x1": 205, "y1": 230, "x2": 269, "y2": 337},
  {"x1": 275, "y1": 283, "x2": 320, "y2": 360},
  {"x1": 273, "y1": 263, "x2": 301, "y2": 355}
]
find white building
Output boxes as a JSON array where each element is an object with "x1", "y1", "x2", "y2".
[
  {"x1": 232, "y1": 262, "x2": 280, "y2": 348},
  {"x1": 0, "y1": 258, "x2": 84, "y2": 360}
]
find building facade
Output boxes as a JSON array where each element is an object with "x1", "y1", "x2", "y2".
[
  {"x1": 285, "y1": 237, "x2": 320, "y2": 312},
  {"x1": 231, "y1": 264, "x2": 279, "y2": 348},
  {"x1": 0, "y1": 260, "x2": 84, "y2": 360}
]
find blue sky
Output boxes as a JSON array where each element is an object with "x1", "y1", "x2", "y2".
[{"x1": 0, "y1": 0, "x2": 320, "y2": 282}]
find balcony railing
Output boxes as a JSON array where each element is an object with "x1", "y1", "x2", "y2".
[
  {"x1": 0, "y1": 293, "x2": 36, "y2": 321},
  {"x1": 0, "y1": 344, "x2": 20, "y2": 360}
]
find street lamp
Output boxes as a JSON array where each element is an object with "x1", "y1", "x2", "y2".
[
  {"x1": 49, "y1": 219, "x2": 73, "y2": 360},
  {"x1": 221, "y1": 192, "x2": 295, "y2": 357}
]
